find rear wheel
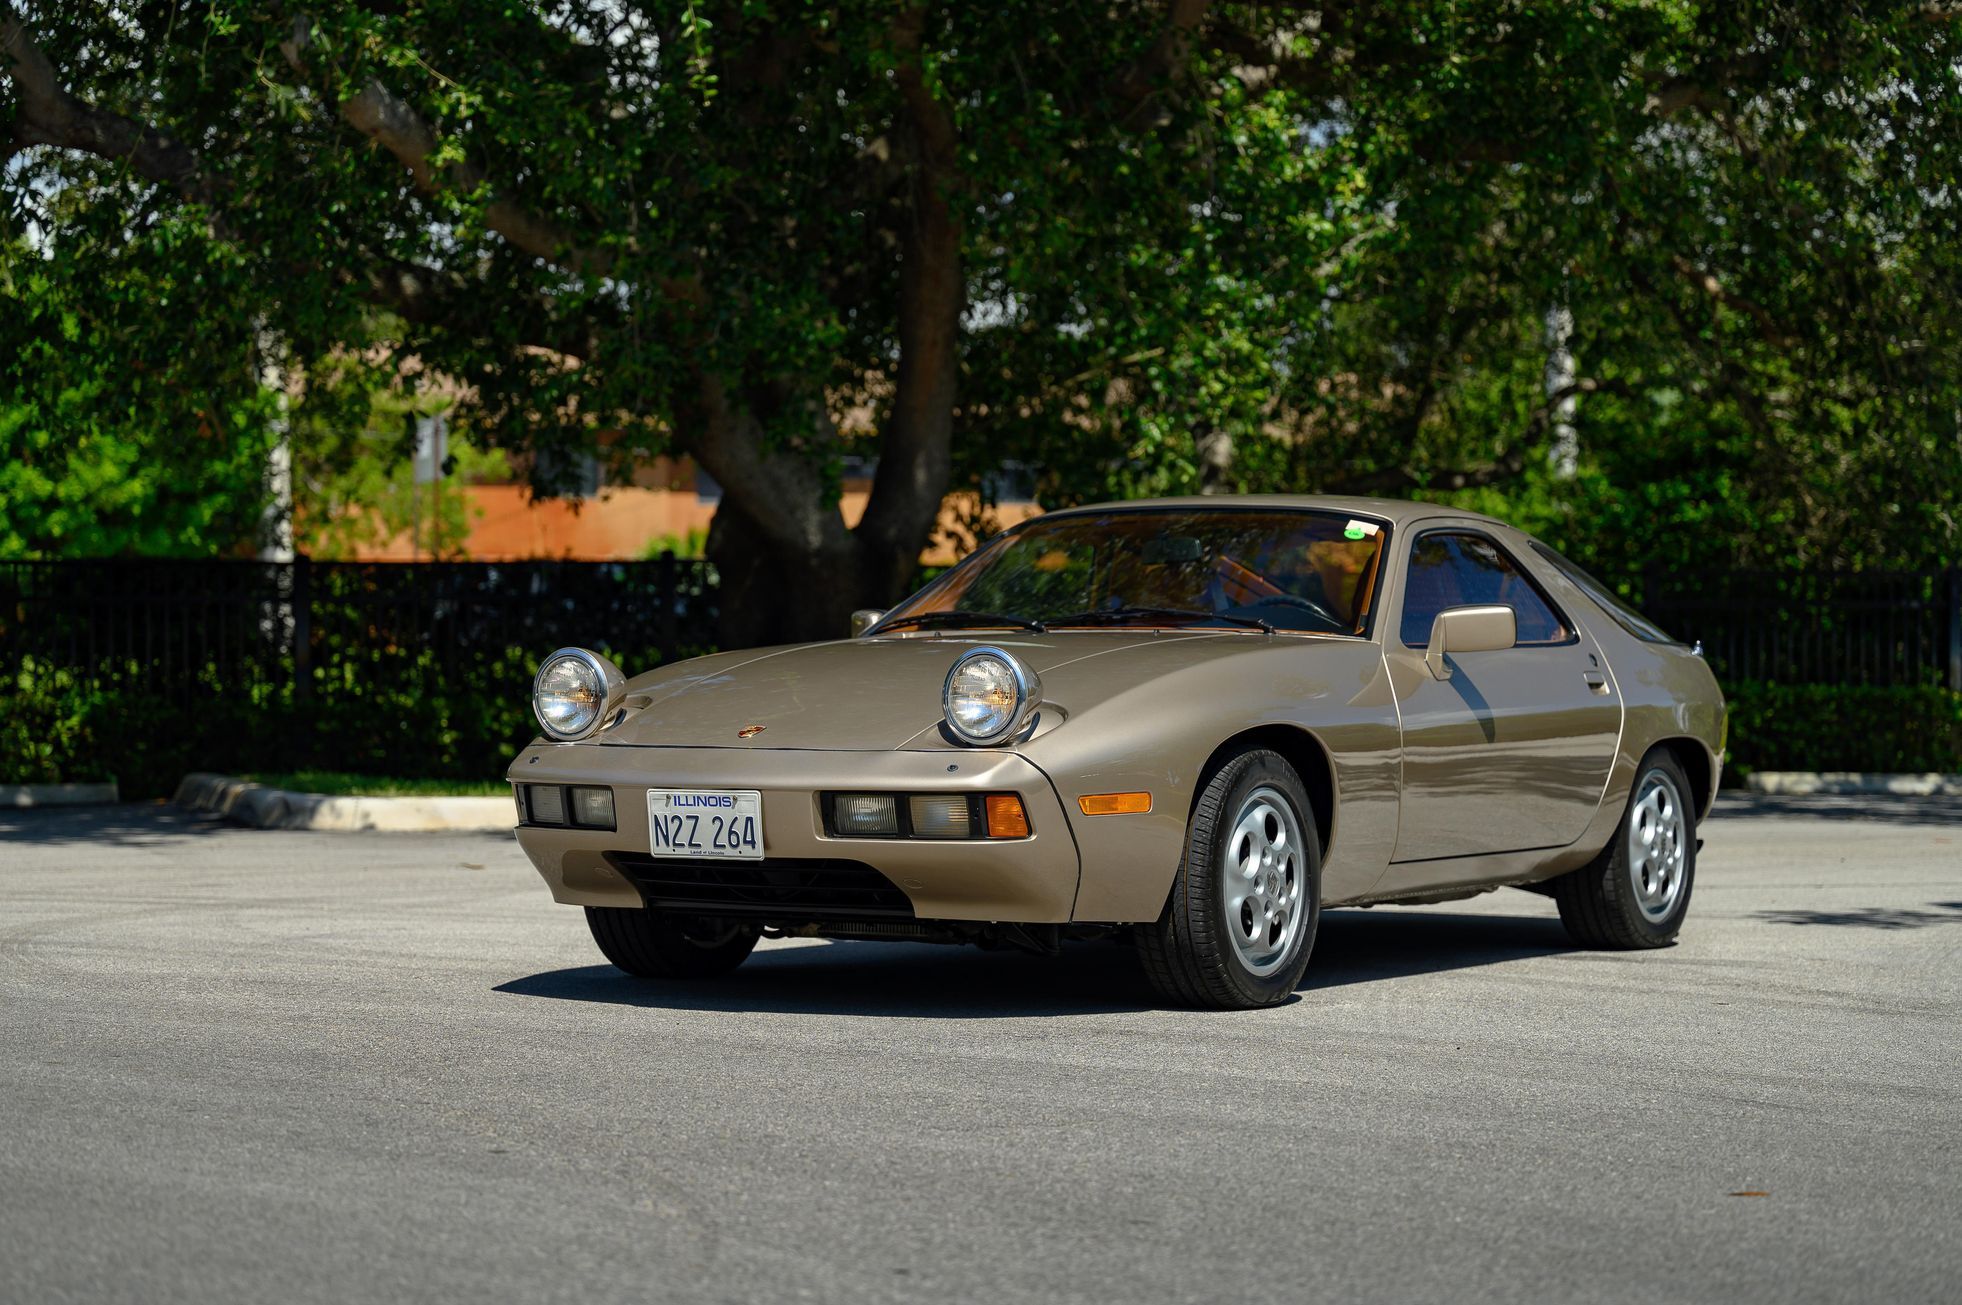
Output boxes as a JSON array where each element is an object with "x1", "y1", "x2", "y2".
[
  {"x1": 1137, "y1": 748, "x2": 1320, "y2": 1008},
  {"x1": 1553, "y1": 750, "x2": 1696, "y2": 948},
  {"x1": 584, "y1": 907, "x2": 760, "y2": 979}
]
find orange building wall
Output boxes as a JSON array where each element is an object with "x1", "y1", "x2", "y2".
[{"x1": 349, "y1": 481, "x2": 1040, "y2": 565}]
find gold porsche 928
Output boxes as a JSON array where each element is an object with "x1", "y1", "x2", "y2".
[{"x1": 509, "y1": 496, "x2": 1724, "y2": 1009}]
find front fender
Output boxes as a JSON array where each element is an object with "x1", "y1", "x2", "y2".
[{"x1": 1023, "y1": 639, "x2": 1401, "y2": 920}]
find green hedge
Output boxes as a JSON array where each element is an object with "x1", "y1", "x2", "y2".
[
  {"x1": 1, "y1": 653, "x2": 548, "y2": 800},
  {"x1": 9, "y1": 660, "x2": 1959, "y2": 799},
  {"x1": 1723, "y1": 681, "x2": 1962, "y2": 781}
]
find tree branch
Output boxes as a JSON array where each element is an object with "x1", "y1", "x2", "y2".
[
  {"x1": 1207, "y1": 19, "x2": 1337, "y2": 101},
  {"x1": 2, "y1": 6, "x2": 223, "y2": 211},
  {"x1": 853, "y1": 7, "x2": 963, "y2": 576},
  {"x1": 1335, "y1": 455, "x2": 1528, "y2": 496},
  {"x1": 278, "y1": 16, "x2": 613, "y2": 279},
  {"x1": 1334, "y1": 377, "x2": 1632, "y2": 495},
  {"x1": 1105, "y1": 0, "x2": 1211, "y2": 129},
  {"x1": 1529, "y1": 377, "x2": 1630, "y2": 426},
  {"x1": 1669, "y1": 254, "x2": 1790, "y2": 347}
]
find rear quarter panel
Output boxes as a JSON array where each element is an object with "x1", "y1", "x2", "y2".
[{"x1": 1511, "y1": 534, "x2": 1726, "y2": 835}]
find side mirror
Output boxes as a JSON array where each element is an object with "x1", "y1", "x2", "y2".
[
  {"x1": 850, "y1": 608, "x2": 886, "y2": 638},
  {"x1": 1425, "y1": 605, "x2": 1516, "y2": 680}
]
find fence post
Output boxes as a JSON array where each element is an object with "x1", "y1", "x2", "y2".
[
  {"x1": 292, "y1": 554, "x2": 312, "y2": 705},
  {"x1": 1948, "y1": 566, "x2": 1961, "y2": 693},
  {"x1": 658, "y1": 550, "x2": 679, "y2": 661}
]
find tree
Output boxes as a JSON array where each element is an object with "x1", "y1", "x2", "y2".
[
  {"x1": 5, "y1": 2, "x2": 1958, "y2": 639},
  {"x1": 285, "y1": 363, "x2": 511, "y2": 561},
  {"x1": 0, "y1": 234, "x2": 279, "y2": 557}
]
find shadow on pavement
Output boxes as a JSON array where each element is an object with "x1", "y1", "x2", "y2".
[
  {"x1": 495, "y1": 905, "x2": 1575, "y2": 1017},
  {"x1": 496, "y1": 941, "x2": 1159, "y2": 1018},
  {"x1": 1753, "y1": 901, "x2": 1962, "y2": 930},
  {"x1": 0, "y1": 803, "x2": 229, "y2": 847},
  {"x1": 1712, "y1": 793, "x2": 1962, "y2": 826},
  {"x1": 0, "y1": 802, "x2": 519, "y2": 849},
  {"x1": 1305, "y1": 907, "x2": 1577, "y2": 990}
]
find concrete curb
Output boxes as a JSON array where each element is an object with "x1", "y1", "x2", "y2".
[
  {"x1": 173, "y1": 772, "x2": 516, "y2": 832},
  {"x1": 1746, "y1": 771, "x2": 1962, "y2": 797},
  {"x1": 3, "y1": 782, "x2": 120, "y2": 808}
]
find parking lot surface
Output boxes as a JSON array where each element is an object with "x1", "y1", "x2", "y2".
[{"x1": 2, "y1": 794, "x2": 1958, "y2": 1304}]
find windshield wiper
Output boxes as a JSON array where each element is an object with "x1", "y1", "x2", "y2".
[
  {"x1": 878, "y1": 609, "x2": 1049, "y2": 633},
  {"x1": 1048, "y1": 606, "x2": 1274, "y2": 634}
]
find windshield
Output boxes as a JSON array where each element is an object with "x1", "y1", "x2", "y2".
[{"x1": 876, "y1": 508, "x2": 1388, "y2": 636}]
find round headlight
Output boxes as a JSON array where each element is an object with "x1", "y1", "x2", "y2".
[
  {"x1": 532, "y1": 647, "x2": 625, "y2": 741},
  {"x1": 942, "y1": 647, "x2": 1041, "y2": 746}
]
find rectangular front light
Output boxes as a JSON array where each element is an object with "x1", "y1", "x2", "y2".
[
  {"x1": 834, "y1": 793, "x2": 899, "y2": 836},
  {"x1": 908, "y1": 794, "x2": 972, "y2": 839},
  {"x1": 569, "y1": 786, "x2": 616, "y2": 830},
  {"x1": 525, "y1": 784, "x2": 566, "y2": 825}
]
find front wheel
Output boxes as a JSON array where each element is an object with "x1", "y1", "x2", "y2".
[
  {"x1": 1137, "y1": 748, "x2": 1321, "y2": 1008},
  {"x1": 1552, "y1": 750, "x2": 1697, "y2": 948},
  {"x1": 585, "y1": 907, "x2": 760, "y2": 979}
]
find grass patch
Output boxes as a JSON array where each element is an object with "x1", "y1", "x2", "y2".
[{"x1": 244, "y1": 771, "x2": 511, "y2": 798}]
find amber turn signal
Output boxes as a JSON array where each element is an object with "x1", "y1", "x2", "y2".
[
  {"x1": 1077, "y1": 791, "x2": 1152, "y2": 816},
  {"x1": 984, "y1": 793, "x2": 1031, "y2": 838}
]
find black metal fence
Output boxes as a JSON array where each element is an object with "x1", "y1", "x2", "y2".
[
  {"x1": 5, "y1": 558, "x2": 1960, "y2": 701},
  {"x1": 2, "y1": 557, "x2": 1957, "y2": 792},
  {"x1": 1645, "y1": 568, "x2": 1962, "y2": 691},
  {"x1": 0, "y1": 558, "x2": 720, "y2": 792},
  {"x1": 0, "y1": 556, "x2": 720, "y2": 709}
]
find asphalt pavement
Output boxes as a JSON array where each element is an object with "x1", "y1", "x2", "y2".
[{"x1": 2, "y1": 794, "x2": 1958, "y2": 1304}]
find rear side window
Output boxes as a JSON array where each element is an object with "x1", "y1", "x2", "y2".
[
  {"x1": 1528, "y1": 543, "x2": 1680, "y2": 645},
  {"x1": 1401, "y1": 532, "x2": 1571, "y2": 648}
]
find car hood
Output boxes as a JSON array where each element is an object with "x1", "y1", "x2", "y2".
[{"x1": 594, "y1": 631, "x2": 1256, "y2": 751}]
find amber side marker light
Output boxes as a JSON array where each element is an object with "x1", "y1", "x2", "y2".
[
  {"x1": 1078, "y1": 792, "x2": 1152, "y2": 816},
  {"x1": 984, "y1": 794, "x2": 1031, "y2": 838}
]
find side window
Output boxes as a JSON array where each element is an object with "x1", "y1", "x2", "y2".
[
  {"x1": 1400, "y1": 532, "x2": 1570, "y2": 648},
  {"x1": 1528, "y1": 541, "x2": 1680, "y2": 645}
]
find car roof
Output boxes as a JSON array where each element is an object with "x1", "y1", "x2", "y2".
[{"x1": 1040, "y1": 493, "x2": 1509, "y2": 529}]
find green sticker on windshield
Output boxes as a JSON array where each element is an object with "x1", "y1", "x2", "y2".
[
  {"x1": 1343, "y1": 519, "x2": 1379, "y2": 541},
  {"x1": 1344, "y1": 524, "x2": 1367, "y2": 540}
]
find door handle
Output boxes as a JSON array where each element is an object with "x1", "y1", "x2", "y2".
[{"x1": 1582, "y1": 671, "x2": 1608, "y2": 694}]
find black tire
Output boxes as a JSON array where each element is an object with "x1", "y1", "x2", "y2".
[
  {"x1": 1553, "y1": 749, "x2": 1697, "y2": 949},
  {"x1": 584, "y1": 907, "x2": 760, "y2": 979},
  {"x1": 1137, "y1": 748, "x2": 1321, "y2": 1008}
]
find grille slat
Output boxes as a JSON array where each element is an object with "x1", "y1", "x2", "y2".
[{"x1": 606, "y1": 853, "x2": 915, "y2": 919}]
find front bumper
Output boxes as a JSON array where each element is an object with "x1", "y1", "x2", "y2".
[{"x1": 509, "y1": 744, "x2": 1081, "y2": 923}]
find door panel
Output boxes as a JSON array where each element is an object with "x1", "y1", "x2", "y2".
[
  {"x1": 1386, "y1": 528, "x2": 1621, "y2": 870},
  {"x1": 1388, "y1": 640, "x2": 1620, "y2": 863}
]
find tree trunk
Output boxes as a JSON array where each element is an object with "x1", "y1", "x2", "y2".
[
  {"x1": 702, "y1": 10, "x2": 964, "y2": 651},
  {"x1": 705, "y1": 499, "x2": 870, "y2": 649},
  {"x1": 1544, "y1": 303, "x2": 1579, "y2": 480},
  {"x1": 689, "y1": 378, "x2": 939, "y2": 650}
]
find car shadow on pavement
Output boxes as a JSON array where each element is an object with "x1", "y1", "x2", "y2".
[
  {"x1": 1712, "y1": 793, "x2": 1962, "y2": 826},
  {"x1": 1304, "y1": 907, "x2": 1577, "y2": 990},
  {"x1": 496, "y1": 940, "x2": 1161, "y2": 1017},
  {"x1": 495, "y1": 905, "x2": 1577, "y2": 1016},
  {"x1": 1752, "y1": 901, "x2": 1962, "y2": 930}
]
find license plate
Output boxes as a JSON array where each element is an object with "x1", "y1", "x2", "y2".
[{"x1": 646, "y1": 789, "x2": 764, "y2": 860}]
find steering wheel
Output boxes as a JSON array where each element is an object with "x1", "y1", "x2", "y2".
[{"x1": 1251, "y1": 593, "x2": 1344, "y2": 628}]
